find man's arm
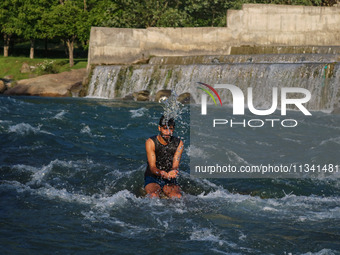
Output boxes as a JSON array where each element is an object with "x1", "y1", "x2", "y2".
[
  {"x1": 172, "y1": 140, "x2": 184, "y2": 170},
  {"x1": 167, "y1": 140, "x2": 184, "y2": 179},
  {"x1": 145, "y1": 138, "x2": 169, "y2": 179}
]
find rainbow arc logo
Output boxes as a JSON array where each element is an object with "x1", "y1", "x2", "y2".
[{"x1": 197, "y1": 82, "x2": 223, "y2": 106}]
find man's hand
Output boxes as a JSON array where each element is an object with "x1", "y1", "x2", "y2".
[
  {"x1": 168, "y1": 170, "x2": 179, "y2": 179},
  {"x1": 160, "y1": 170, "x2": 179, "y2": 180}
]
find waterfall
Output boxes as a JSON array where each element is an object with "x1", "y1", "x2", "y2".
[{"x1": 86, "y1": 54, "x2": 340, "y2": 111}]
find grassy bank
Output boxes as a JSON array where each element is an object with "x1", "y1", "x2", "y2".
[{"x1": 0, "y1": 56, "x2": 87, "y2": 81}]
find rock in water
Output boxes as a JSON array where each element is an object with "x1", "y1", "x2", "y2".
[
  {"x1": 122, "y1": 94, "x2": 135, "y2": 101},
  {"x1": 332, "y1": 108, "x2": 340, "y2": 114},
  {"x1": 136, "y1": 90, "x2": 150, "y2": 101},
  {"x1": 5, "y1": 69, "x2": 87, "y2": 97},
  {"x1": 155, "y1": 90, "x2": 172, "y2": 102},
  {"x1": 0, "y1": 80, "x2": 6, "y2": 93},
  {"x1": 178, "y1": 93, "x2": 192, "y2": 104}
]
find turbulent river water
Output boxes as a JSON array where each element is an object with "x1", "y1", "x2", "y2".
[{"x1": 1, "y1": 95, "x2": 339, "y2": 254}]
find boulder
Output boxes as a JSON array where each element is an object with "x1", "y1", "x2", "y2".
[
  {"x1": 332, "y1": 108, "x2": 340, "y2": 114},
  {"x1": 155, "y1": 90, "x2": 172, "y2": 102},
  {"x1": 20, "y1": 62, "x2": 31, "y2": 73},
  {"x1": 136, "y1": 90, "x2": 150, "y2": 101},
  {"x1": 69, "y1": 81, "x2": 83, "y2": 97},
  {"x1": 122, "y1": 94, "x2": 135, "y2": 101},
  {"x1": 331, "y1": 101, "x2": 340, "y2": 114},
  {"x1": 0, "y1": 80, "x2": 6, "y2": 93},
  {"x1": 132, "y1": 92, "x2": 138, "y2": 99},
  {"x1": 177, "y1": 92, "x2": 192, "y2": 104},
  {"x1": 138, "y1": 90, "x2": 150, "y2": 96},
  {"x1": 5, "y1": 82, "x2": 15, "y2": 89},
  {"x1": 5, "y1": 68, "x2": 86, "y2": 97}
]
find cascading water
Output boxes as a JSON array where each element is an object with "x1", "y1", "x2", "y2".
[{"x1": 86, "y1": 54, "x2": 340, "y2": 111}]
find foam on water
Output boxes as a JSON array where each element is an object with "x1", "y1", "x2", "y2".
[
  {"x1": 35, "y1": 184, "x2": 94, "y2": 204},
  {"x1": 8, "y1": 123, "x2": 53, "y2": 136},
  {"x1": 0, "y1": 106, "x2": 9, "y2": 113},
  {"x1": 12, "y1": 164, "x2": 40, "y2": 173},
  {"x1": 186, "y1": 145, "x2": 208, "y2": 159},
  {"x1": 193, "y1": 186, "x2": 340, "y2": 222},
  {"x1": 283, "y1": 137, "x2": 302, "y2": 144},
  {"x1": 301, "y1": 249, "x2": 340, "y2": 255},
  {"x1": 189, "y1": 227, "x2": 253, "y2": 254},
  {"x1": 2, "y1": 172, "x2": 139, "y2": 209},
  {"x1": 2, "y1": 180, "x2": 95, "y2": 205},
  {"x1": 110, "y1": 124, "x2": 129, "y2": 130},
  {"x1": 190, "y1": 227, "x2": 223, "y2": 243},
  {"x1": 130, "y1": 107, "x2": 148, "y2": 118},
  {"x1": 8, "y1": 123, "x2": 40, "y2": 135},
  {"x1": 262, "y1": 206, "x2": 279, "y2": 212},
  {"x1": 255, "y1": 141, "x2": 272, "y2": 146},
  {"x1": 28, "y1": 159, "x2": 69, "y2": 185},
  {"x1": 320, "y1": 136, "x2": 340, "y2": 146},
  {"x1": 94, "y1": 189, "x2": 138, "y2": 210},
  {"x1": 80, "y1": 125, "x2": 92, "y2": 135},
  {"x1": 52, "y1": 110, "x2": 67, "y2": 120},
  {"x1": 0, "y1": 120, "x2": 12, "y2": 124},
  {"x1": 0, "y1": 96, "x2": 32, "y2": 106},
  {"x1": 225, "y1": 150, "x2": 251, "y2": 165}
]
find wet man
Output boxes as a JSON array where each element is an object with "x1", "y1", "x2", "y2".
[{"x1": 144, "y1": 115, "x2": 184, "y2": 198}]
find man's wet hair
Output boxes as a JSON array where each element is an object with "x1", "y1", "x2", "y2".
[{"x1": 159, "y1": 115, "x2": 175, "y2": 127}]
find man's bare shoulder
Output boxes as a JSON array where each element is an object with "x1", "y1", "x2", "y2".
[
  {"x1": 145, "y1": 137, "x2": 156, "y2": 150},
  {"x1": 146, "y1": 137, "x2": 155, "y2": 144}
]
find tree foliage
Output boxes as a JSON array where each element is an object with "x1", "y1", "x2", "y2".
[
  {"x1": 1, "y1": 0, "x2": 338, "y2": 63},
  {"x1": 103, "y1": 0, "x2": 241, "y2": 28},
  {"x1": 103, "y1": 0, "x2": 190, "y2": 28},
  {"x1": 0, "y1": 0, "x2": 21, "y2": 56},
  {"x1": 0, "y1": 0, "x2": 21, "y2": 36}
]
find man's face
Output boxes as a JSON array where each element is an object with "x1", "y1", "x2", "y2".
[{"x1": 159, "y1": 125, "x2": 174, "y2": 141}]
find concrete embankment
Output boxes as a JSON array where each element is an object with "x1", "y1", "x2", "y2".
[{"x1": 87, "y1": 4, "x2": 340, "y2": 66}]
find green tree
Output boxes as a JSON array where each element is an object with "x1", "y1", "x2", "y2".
[
  {"x1": 183, "y1": 0, "x2": 243, "y2": 27},
  {"x1": 77, "y1": 0, "x2": 109, "y2": 49},
  {"x1": 40, "y1": 0, "x2": 85, "y2": 67},
  {"x1": 16, "y1": 0, "x2": 52, "y2": 59},
  {"x1": 104, "y1": 0, "x2": 189, "y2": 28},
  {"x1": 0, "y1": 0, "x2": 21, "y2": 57}
]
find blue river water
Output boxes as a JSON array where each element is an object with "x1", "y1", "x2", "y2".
[{"x1": 0, "y1": 95, "x2": 339, "y2": 255}]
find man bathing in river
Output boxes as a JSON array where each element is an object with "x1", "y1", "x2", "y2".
[{"x1": 144, "y1": 115, "x2": 184, "y2": 198}]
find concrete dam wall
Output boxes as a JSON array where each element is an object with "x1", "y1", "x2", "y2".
[
  {"x1": 85, "y1": 4, "x2": 340, "y2": 112},
  {"x1": 87, "y1": 4, "x2": 340, "y2": 66}
]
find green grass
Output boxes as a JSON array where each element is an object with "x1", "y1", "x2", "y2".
[{"x1": 0, "y1": 56, "x2": 87, "y2": 81}]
